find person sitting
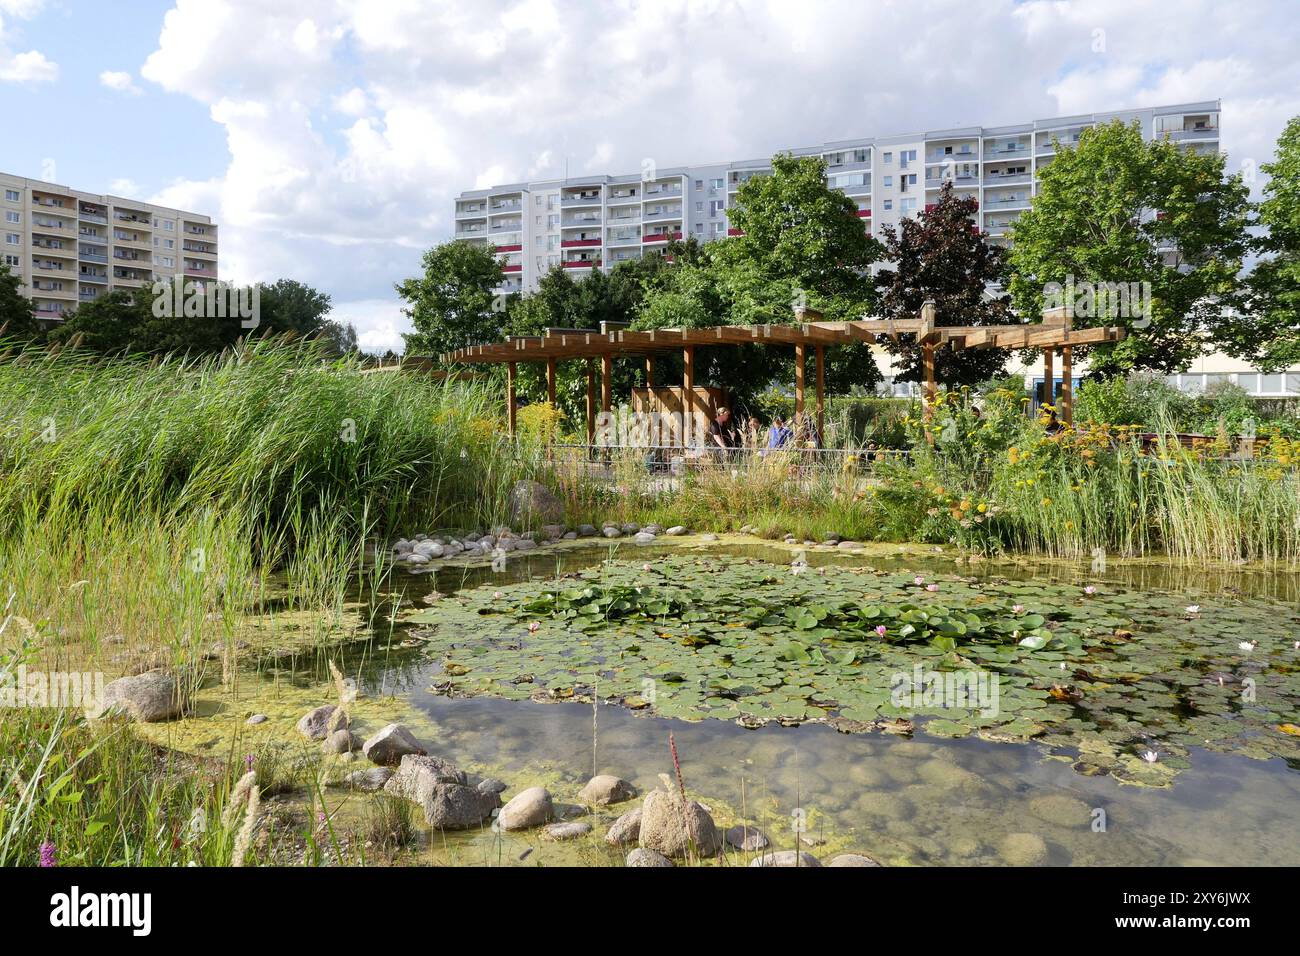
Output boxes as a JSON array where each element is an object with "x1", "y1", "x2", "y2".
[{"x1": 706, "y1": 407, "x2": 740, "y2": 452}]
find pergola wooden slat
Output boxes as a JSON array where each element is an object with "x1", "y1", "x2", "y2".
[{"x1": 439, "y1": 302, "x2": 1123, "y2": 439}]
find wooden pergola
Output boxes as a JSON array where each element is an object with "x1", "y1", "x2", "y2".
[{"x1": 439, "y1": 304, "x2": 1124, "y2": 443}]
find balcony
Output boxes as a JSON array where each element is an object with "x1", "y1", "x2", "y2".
[
  {"x1": 984, "y1": 170, "x2": 1031, "y2": 185},
  {"x1": 926, "y1": 147, "x2": 978, "y2": 163},
  {"x1": 184, "y1": 264, "x2": 217, "y2": 277},
  {"x1": 825, "y1": 158, "x2": 871, "y2": 173},
  {"x1": 855, "y1": 209, "x2": 871, "y2": 218},
  {"x1": 34, "y1": 304, "x2": 69, "y2": 317},
  {"x1": 1160, "y1": 127, "x2": 1219, "y2": 142},
  {"x1": 984, "y1": 195, "x2": 1030, "y2": 209},
  {"x1": 983, "y1": 142, "x2": 1031, "y2": 160},
  {"x1": 501, "y1": 264, "x2": 522, "y2": 274},
  {"x1": 561, "y1": 238, "x2": 601, "y2": 248},
  {"x1": 79, "y1": 270, "x2": 108, "y2": 283},
  {"x1": 643, "y1": 185, "x2": 682, "y2": 199},
  {"x1": 80, "y1": 250, "x2": 108, "y2": 263},
  {"x1": 561, "y1": 193, "x2": 602, "y2": 207},
  {"x1": 31, "y1": 259, "x2": 71, "y2": 274},
  {"x1": 642, "y1": 231, "x2": 681, "y2": 243},
  {"x1": 562, "y1": 214, "x2": 602, "y2": 228},
  {"x1": 562, "y1": 259, "x2": 600, "y2": 269},
  {"x1": 456, "y1": 225, "x2": 487, "y2": 237},
  {"x1": 728, "y1": 227, "x2": 744, "y2": 236},
  {"x1": 489, "y1": 220, "x2": 521, "y2": 233},
  {"x1": 456, "y1": 205, "x2": 486, "y2": 218},
  {"x1": 608, "y1": 189, "x2": 641, "y2": 204},
  {"x1": 114, "y1": 213, "x2": 151, "y2": 227},
  {"x1": 607, "y1": 233, "x2": 640, "y2": 246},
  {"x1": 488, "y1": 199, "x2": 522, "y2": 213},
  {"x1": 494, "y1": 243, "x2": 522, "y2": 253},
  {"x1": 32, "y1": 219, "x2": 70, "y2": 232},
  {"x1": 643, "y1": 207, "x2": 682, "y2": 223},
  {"x1": 79, "y1": 208, "x2": 108, "y2": 223},
  {"x1": 607, "y1": 210, "x2": 641, "y2": 223}
]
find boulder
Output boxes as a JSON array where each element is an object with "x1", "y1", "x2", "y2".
[
  {"x1": 633, "y1": 532, "x2": 656, "y2": 545},
  {"x1": 245, "y1": 714, "x2": 268, "y2": 726},
  {"x1": 699, "y1": 533, "x2": 718, "y2": 542},
  {"x1": 602, "y1": 526, "x2": 622, "y2": 538},
  {"x1": 836, "y1": 540, "x2": 862, "y2": 550},
  {"x1": 749, "y1": 849, "x2": 822, "y2": 867},
  {"x1": 383, "y1": 755, "x2": 494, "y2": 829},
  {"x1": 638, "y1": 790, "x2": 721, "y2": 859},
  {"x1": 476, "y1": 777, "x2": 508, "y2": 796},
  {"x1": 296, "y1": 704, "x2": 345, "y2": 741},
  {"x1": 665, "y1": 526, "x2": 686, "y2": 536},
  {"x1": 828, "y1": 853, "x2": 881, "y2": 867},
  {"x1": 724, "y1": 824, "x2": 769, "y2": 852},
  {"x1": 322, "y1": 728, "x2": 361, "y2": 754},
  {"x1": 544, "y1": 820, "x2": 592, "y2": 841},
  {"x1": 509, "y1": 479, "x2": 565, "y2": 525},
  {"x1": 541, "y1": 524, "x2": 567, "y2": 539},
  {"x1": 605, "y1": 807, "x2": 642, "y2": 846},
  {"x1": 620, "y1": 522, "x2": 641, "y2": 534},
  {"x1": 362, "y1": 723, "x2": 426, "y2": 766},
  {"x1": 497, "y1": 786, "x2": 555, "y2": 830},
  {"x1": 343, "y1": 767, "x2": 393, "y2": 792},
  {"x1": 95, "y1": 670, "x2": 184, "y2": 723},
  {"x1": 626, "y1": 848, "x2": 673, "y2": 867},
  {"x1": 577, "y1": 774, "x2": 637, "y2": 806},
  {"x1": 514, "y1": 538, "x2": 537, "y2": 551},
  {"x1": 642, "y1": 524, "x2": 665, "y2": 535},
  {"x1": 577, "y1": 524, "x2": 599, "y2": 537}
]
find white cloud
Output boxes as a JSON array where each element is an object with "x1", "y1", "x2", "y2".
[
  {"x1": 0, "y1": 1, "x2": 57, "y2": 84},
  {"x1": 99, "y1": 70, "x2": 142, "y2": 95},
  {"x1": 332, "y1": 299, "x2": 408, "y2": 354},
  {"x1": 109, "y1": 178, "x2": 141, "y2": 197},
  {"x1": 132, "y1": 0, "x2": 1300, "y2": 352}
]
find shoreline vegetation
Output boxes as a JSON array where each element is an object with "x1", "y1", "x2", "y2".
[{"x1": 2, "y1": 343, "x2": 1298, "y2": 867}]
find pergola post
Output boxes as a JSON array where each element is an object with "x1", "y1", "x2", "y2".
[
  {"x1": 1043, "y1": 346, "x2": 1055, "y2": 412},
  {"x1": 601, "y1": 353, "x2": 612, "y2": 415},
  {"x1": 1060, "y1": 345, "x2": 1073, "y2": 426},
  {"x1": 682, "y1": 345, "x2": 695, "y2": 448},
  {"x1": 545, "y1": 357, "x2": 556, "y2": 406},
  {"x1": 815, "y1": 344, "x2": 825, "y2": 443},
  {"x1": 506, "y1": 361, "x2": 517, "y2": 438},
  {"x1": 645, "y1": 355, "x2": 655, "y2": 387},
  {"x1": 794, "y1": 342, "x2": 806, "y2": 422},
  {"x1": 585, "y1": 358, "x2": 595, "y2": 448}
]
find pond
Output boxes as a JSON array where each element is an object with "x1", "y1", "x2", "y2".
[{"x1": 148, "y1": 539, "x2": 1300, "y2": 866}]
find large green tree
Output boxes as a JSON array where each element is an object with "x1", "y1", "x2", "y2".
[
  {"x1": 1007, "y1": 119, "x2": 1250, "y2": 375},
  {"x1": 1222, "y1": 115, "x2": 1300, "y2": 371},
  {"x1": 47, "y1": 286, "x2": 229, "y2": 353},
  {"x1": 0, "y1": 262, "x2": 39, "y2": 340},
  {"x1": 876, "y1": 182, "x2": 1013, "y2": 386},
  {"x1": 398, "y1": 240, "x2": 506, "y2": 357}
]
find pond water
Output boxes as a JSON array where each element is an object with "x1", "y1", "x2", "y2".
[{"x1": 157, "y1": 539, "x2": 1300, "y2": 866}]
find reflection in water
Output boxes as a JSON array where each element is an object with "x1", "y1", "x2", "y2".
[{"x1": 300, "y1": 542, "x2": 1300, "y2": 866}]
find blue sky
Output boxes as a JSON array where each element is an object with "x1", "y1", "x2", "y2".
[{"x1": 3, "y1": 0, "x2": 1298, "y2": 352}]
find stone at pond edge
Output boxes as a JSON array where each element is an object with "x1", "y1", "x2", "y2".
[
  {"x1": 497, "y1": 786, "x2": 555, "y2": 831},
  {"x1": 724, "y1": 824, "x2": 769, "y2": 852},
  {"x1": 362, "y1": 723, "x2": 426, "y2": 766},
  {"x1": 544, "y1": 820, "x2": 592, "y2": 841},
  {"x1": 626, "y1": 848, "x2": 673, "y2": 867},
  {"x1": 322, "y1": 728, "x2": 361, "y2": 754},
  {"x1": 476, "y1": 778, "x2": 508, "y2": 796},
  {"x1": 749, "y1": 849, "x2": 822, "y2": 867},
  {"x1": 577, "y1": 774, "x2": 637, "y2": 806},
  {"x1": 828, "y1": 853, "x2": 881, "y2": 867},
  {"x1": 343, "y1": 767, "x2": 393, "y2": 793},
  {"x1": 383, "y1": 755, "x2": 494, "y2": 830},
  {"x1": 93, "y1": 670, "x2": 184, "y2": 723},
  {"x1": 638, "y1": 790, "x2": 721, "y2": 859},
  {"x1": 245, "y1": 714, "x2": 268, "y2": 725},
  {"x1": 998, "y1": 832, "x2": 1049, "y2": 866},
  {"x1": 509, "y1": 479, "x2": 565, "y2": 525},
  {"x1": 296, "y1": 704, "x2": 344, "y2": 741},
  {"x1": 605, "y1": 807, "x2": 642, "y2": 846},
  {"x1": 665, "y1": 526, "x2": 686, "y2": 536},
  {"x1": 602, "y1": 527, "x2": 622, "y2": 538}
]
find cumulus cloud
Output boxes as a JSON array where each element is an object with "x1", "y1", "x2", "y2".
[
  {"x1": 0, "y1": 0, "x2": 57, "y2": 84},
  {"x1": 99, "y1": 70, "x2": 142, "y2": 95},
  {"x1": 131, "y1": 0, "x2": 1300, "y2": 352}
]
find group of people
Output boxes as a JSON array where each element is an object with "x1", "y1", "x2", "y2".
[{"x1": 704, "y1": 407, "x2": 820, "y2": 454}]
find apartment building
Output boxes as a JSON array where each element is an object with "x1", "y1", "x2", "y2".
[
  {"x1": 1, "y1": 171, "x2": 218, "y2": 324},
  {"x1": 452, "y1": 101, "x2": 1221, "y2": 298}
]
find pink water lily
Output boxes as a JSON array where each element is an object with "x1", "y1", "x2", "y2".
[
  {"x1": 925, "y1": 584, "x2": 940, "y2": 592},
  {"x1": 874, "y1": 625, "x2": 887, "y2": 637},
  {"x1": 1012, "y1": 604, "x2": 1025, "y2": 614},
  {"x1": 913, "y1": 576, "x2": 925, "y2": 586},
  {"x1": 1084, "y1": 586, "x2": 1097, "y2": 595},
  {"x1": 527, "y1": 621, "x2": 540, "y2": 633}
]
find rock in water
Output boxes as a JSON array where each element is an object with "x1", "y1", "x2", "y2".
[
  {"x1": 665, "y1": 526, "x2": 686, "y2": 536},
  {"x1": 343, "y1": 767, "x2": 393, "y2": 792},
  {"x1": 998, "y1": 832, "x2": 1049, "y2": 866},
  {"x1": 295, "y1": 704, "x2": 344, "y2": 741},
  {"x1": 828, "y1": 853, "x2": 881, "y2": 867},
  {"x1": 602, "y1": 526, "x2": 622, "y2": 538},
  {"x1": 476, "y1": 778, "x2": 508, "y2": 796},
  {"x1": 509, "y1": 479, "x2": 565, "y2": 525},
  {"x1": 497, "y1": 786, "x2": 555, "y2": 830},
  {"x1": 605, "y1": 807, "x2": 642, "y2": 846},
  {"x1": 322, "y1": 729, "x2": 361, "y2": 754},
  {"x1": 724, "y1": 824, "x2": 769, "y2": 852},
  {"x1": 362, "y1": 723, "x2": 426, "y2": 765},
  {"x1": 544, "y1": 820, "x2": 592, "y2": 841},
  {"x1": 749, "y1": 849, "x2": 822, "y2": 867},
  {"x1": 633, "y1": 531, "x2": 657, "y2": 544},
  {"x1": 638, "y1": 790, "x2": 721, "y2": 858},
  {"x1": 94, "y1": 670, "x2": 184, "y2": 723},
  {"x1": 626, "y1": 848, "x2": 673, "y2": 867},
  {"x1": 577, "y1": 774, "x2": 637, "y2": 806},
  {"x1": 383, "y1": 755, "x2": 495, "y2": 829}
]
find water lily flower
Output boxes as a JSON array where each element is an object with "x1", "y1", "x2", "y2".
[
  {"x1": 642, "y1": 563, "x2": 652, "y2": 572},
  {"x1": 926, "y1": 584, "x2": 940, "y2": 592},
  {"x1": 875, "y1": 625, "x2": 887, "y2": 637},
  {"x1": 493, "y1": 591, "x2": 503, "y2": 600},
  {"x1": 1185, "y1": 605, "x2": 1200, "y2": 614},
  {"x1": 1084, "y1": 586, "x2": 1097, "y2": 595},
  {"x1": 1141, "y1": 750, "x2": 1159, "y2": 763},
  {"x1": 1294, "y1": 640, "x2": 1299, "y2": 650},
  {"x1": 1012, "y1": 604, "x2": 1025, "y2": 614},
  {"x1": 914, "y1": 576, "x2": 925, "y2": 586},
  {"x1": 1238, "y1": 640, "x2": 1257, "y2": 652},
  {"x1": 527, "y1": 622, "x2": 540, "y2": 633}
]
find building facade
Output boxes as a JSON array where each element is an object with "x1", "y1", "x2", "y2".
[
  {"x1": 452, "y1": 100, "x2": 1221, "y2": 298},
  {"x1": 1, "y1": 171, "x2": 218, "y2": 324}
]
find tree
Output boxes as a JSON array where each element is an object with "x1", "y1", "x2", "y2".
[
  {"x1": 256, "y1": 278, "x2": 333, "y2": 337},
  {"x1": 1007, "y1": 119, "x2": 1251, "y2": 376},
  {"x1": 1222, "y1": 115, "x2": 1300, "y2": 371},
  {"x1": 875, "y1": 182, "x2": 1013, "y2": 386},
  {"x1": 0, "y1": 262, "x2": 39, "y2": 340},
  {"x1": 633, "y1": 155, "x2": 885, "y2": 405},
  {"x1": 47, "y1": 286, "x2": 229, "y2": 354},
  {"x1": 398, "y1": 240, "x2": 506, "y2": 357}
]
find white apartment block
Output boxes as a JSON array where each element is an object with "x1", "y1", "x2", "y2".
[
  {"x1": 1, "y1": 171, "x2": 218, "y2": 324},
  {"x1": 452, "y1": 101, "x2": 1221, "y2": 298}
]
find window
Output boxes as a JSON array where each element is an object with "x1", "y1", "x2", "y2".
[
  {"x1": 695, "y1": 222, "x2": 703, "y2": 232},
  {"x1": 883, "y1": 199, "x2": 893, "y2": 211},
  {"x1": 165, "y1": 239, "x2": 174, "y2": 249},
  {"x1": 4, "y1": 233, "x2": 18, "y2": 245},
  {"x1": 883, "y1": 152, "x2": 892, "y2": 164},
  {"x1": 1260, "y1": 373, "x2": 1283, "y2": 393},
  {"x1": 4, "y1": 189, "x2": 19, "y2": 202},
  {"x1": 694, "y1": 180, "x2": 703, "y2": 189},
  {"x1": 696, "y1": 201, "x2": 704, "y2": 211},
  {"x1": 901, "y1": 198, "x2": 917, "y2": 213},
  {"x1": 5, "y1": 211, "x2": 19, "y2": 224},
  {"x1": 165, "y1": 220, "x2": 174, "y2": 230},
  {"x1": 547, "y1": 214, "x2": 559, "y2": 228},
  {"x1": 883, "y1": 176, "x2": 893, "y2": 187},
  {"x1": 907, "y1": 174, "x2": 917, "y2": 185},
  {"x1": 709, "y1": 200, "x2": 724, "y2": 216},
  {"x1": 711, "y1": 178, "x2": 723, "y2": 189},
  {"x1": 713, "y1": 222, "x2": 724, "y2": 234},
  {"x1": 2, "y1": 254, "x2": 18, "y2": 267},
  {"x1": 536, "y1": 196, "x2": 544, "y2": 206}
]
